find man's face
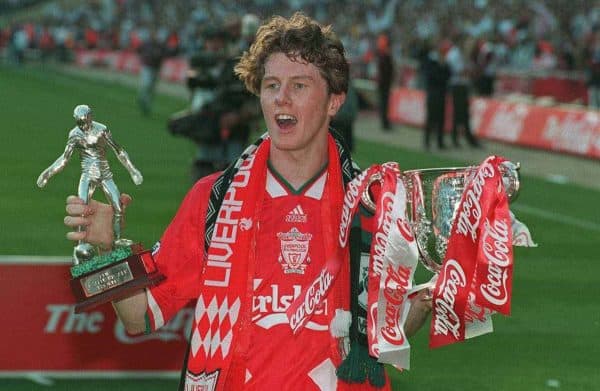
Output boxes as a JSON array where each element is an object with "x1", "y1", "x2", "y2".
[{"x1": 260, "y1": 52, "x2": 344, "y2": 154}]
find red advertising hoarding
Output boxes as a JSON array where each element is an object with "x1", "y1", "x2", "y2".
[
  {"x1": 471, "y1": 98, "x2": 600, "y2": 159},
  {"x1": 0, "y1": 258, "x2": 190, "y2": 374},
  {"x1": 388, "y1": 87, "x2": 600, "y2": 160}
]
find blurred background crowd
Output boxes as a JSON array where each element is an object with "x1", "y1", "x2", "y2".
[
  {"x1": 2, "y1": 0, "x2": 599, "y2": 82},
  {"x1": 3, "y1": 0, "x2": 599, "y2": 172}
]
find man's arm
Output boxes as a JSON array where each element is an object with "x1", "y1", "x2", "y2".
[{"x1": 112, "y1": 290, "x2": 149, "y2": 334}]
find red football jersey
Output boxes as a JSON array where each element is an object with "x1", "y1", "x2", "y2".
[
  {"x1": 146, "y1": 169, "x2": 390, "y2": 390},
  {"x1": 245, "y1": 167, "x2": 337, "y2": 390}
]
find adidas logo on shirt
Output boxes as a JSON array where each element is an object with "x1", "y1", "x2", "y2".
[{"x1": 285, "y1": 205, "x2": 307, "y2": 223}]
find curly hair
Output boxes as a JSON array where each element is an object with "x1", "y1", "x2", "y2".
[{"x1": 234, "y1": 12, "x2": 349, "y2": 96}]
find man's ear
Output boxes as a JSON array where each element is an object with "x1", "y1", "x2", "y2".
[{"x1": 328, "y1": 92, "x2": 346, "y2": 117}]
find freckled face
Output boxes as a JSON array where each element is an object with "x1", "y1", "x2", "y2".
[{"x1": 260, "y1": 53, "x2": 344, "y2": 154}]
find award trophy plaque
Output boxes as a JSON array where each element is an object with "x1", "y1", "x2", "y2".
[
  {"x1": 361, "y1": 161, "x2": 521, "y2": 272},
  {"x1": 37, "y1": 105, "x2": 164, "y2": 313}
]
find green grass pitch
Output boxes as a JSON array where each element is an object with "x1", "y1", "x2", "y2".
[{"x1": 1, "y1": 64, "x2": 599, "y2": 390}]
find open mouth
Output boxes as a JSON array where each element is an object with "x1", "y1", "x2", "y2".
[{"x1": 275, "y1": 114, "x2": 298, "y2": 128}]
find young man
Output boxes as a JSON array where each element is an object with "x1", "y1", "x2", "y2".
[{"x1": 64, "y1": 13, "x2": 431, "y2": 390}]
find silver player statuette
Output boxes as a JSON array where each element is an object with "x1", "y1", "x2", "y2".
[
  {"x1": 37, "y1": 105, "x2": 163, "y2": 313},
  {"x1": 37, "y1": 104, "x2": 143, "y2": 263}
]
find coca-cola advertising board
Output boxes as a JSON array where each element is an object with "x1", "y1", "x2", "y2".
[
  {"x1": 0, "y1": 258, "x2": 191, "y2": 373},
  {"x1": 388, "y1": 87, "x2": 600, "y2": 160},
  {"x1": 472, "y1": 97, "x2": 600, "y2": 159}
]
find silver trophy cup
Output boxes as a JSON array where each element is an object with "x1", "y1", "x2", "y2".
[{"x1": 362, "y1": 162, "x2": 520, "y2": 273}]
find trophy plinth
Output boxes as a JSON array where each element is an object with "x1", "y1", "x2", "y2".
[{"x1": 70, "y1": 244, "x2": 165, "y2": 313}]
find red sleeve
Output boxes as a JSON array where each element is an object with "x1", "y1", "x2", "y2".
[{"x1": 146, "y1": 173, "x2": 220, "y2": 330}]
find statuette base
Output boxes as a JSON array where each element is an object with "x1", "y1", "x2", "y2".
[{"x1": 69, "y1": 243, "x2": 164, "y2": 313}]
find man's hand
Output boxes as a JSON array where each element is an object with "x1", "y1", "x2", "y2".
[
  {"x1": 404, "y1": 287, "x2": 433, "y2": 338},
  {"x1": 64, "y1": 194, "x2": 132, "y2": 251}
]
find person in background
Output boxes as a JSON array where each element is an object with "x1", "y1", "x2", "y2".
[
  {"x1": 471, "y1": 37, "x2": 496, "y2": 96},
  {"x1": 331, "y1": 74, "x2": 359, "y2": 151},
  {"x1": 532, "y1": 40, "x2": 557, "y2": 71},
  {"x1": 63, "y1": 12, "x2": 433, "y2": 391},
  {"x1": 10, "y1": 24, "x2": 29, "y2": 65},
  {"x1": 239, "y1": 13, "x2": 260, "y2": 52},
  {"x1": 137, "y1": 29, "x2": 168, "y2": 116},
  {"x1": 585, "y1": 26, "x2": 600, "y2": 109},
  {"x1": 423, "y1": 39, "x2": 451, "y2": 150},
  {"x1": 445, "y1": 36, "x2": 481, "y2": 148},
  {"x1": 375, "y1": 33, "x2": 394, "y2": 131},
  {"x1": 169, "y1": 25, "x2": 260, "y2": 181},
  {"x1": 38, "y1": 23, "x2": 55, "y2": 62}
]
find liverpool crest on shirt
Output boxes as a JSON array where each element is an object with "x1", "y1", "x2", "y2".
[{"x1": 277, "y1": 227, "x2": 312, "y2": 274}]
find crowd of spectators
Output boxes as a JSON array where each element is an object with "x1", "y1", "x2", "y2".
[{"x1": 1, "y1": 0, "x2": 599, "y2": 99}]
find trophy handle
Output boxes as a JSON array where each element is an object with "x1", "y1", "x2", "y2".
[
  {"x1": 360, "y1": 172, "x2": 382, "y2": 213},
  {"x1": 499, "y1": 161, "x2": 521, "y2": 202}
]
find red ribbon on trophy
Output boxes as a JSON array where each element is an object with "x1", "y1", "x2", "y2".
[
  {"x1": 368, "y1": 163, "x2": 419, "y2": 369},
  {"x1": 430, "y1": 156, "x2": 514, "y2": 348},
  {"x1": 339, "y1": 162, "x2": 419, "y2": 369}
]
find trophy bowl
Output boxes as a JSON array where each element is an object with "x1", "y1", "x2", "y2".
[{"x1": 362, "y1": 162, "x2": 520, "y2": 273}]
